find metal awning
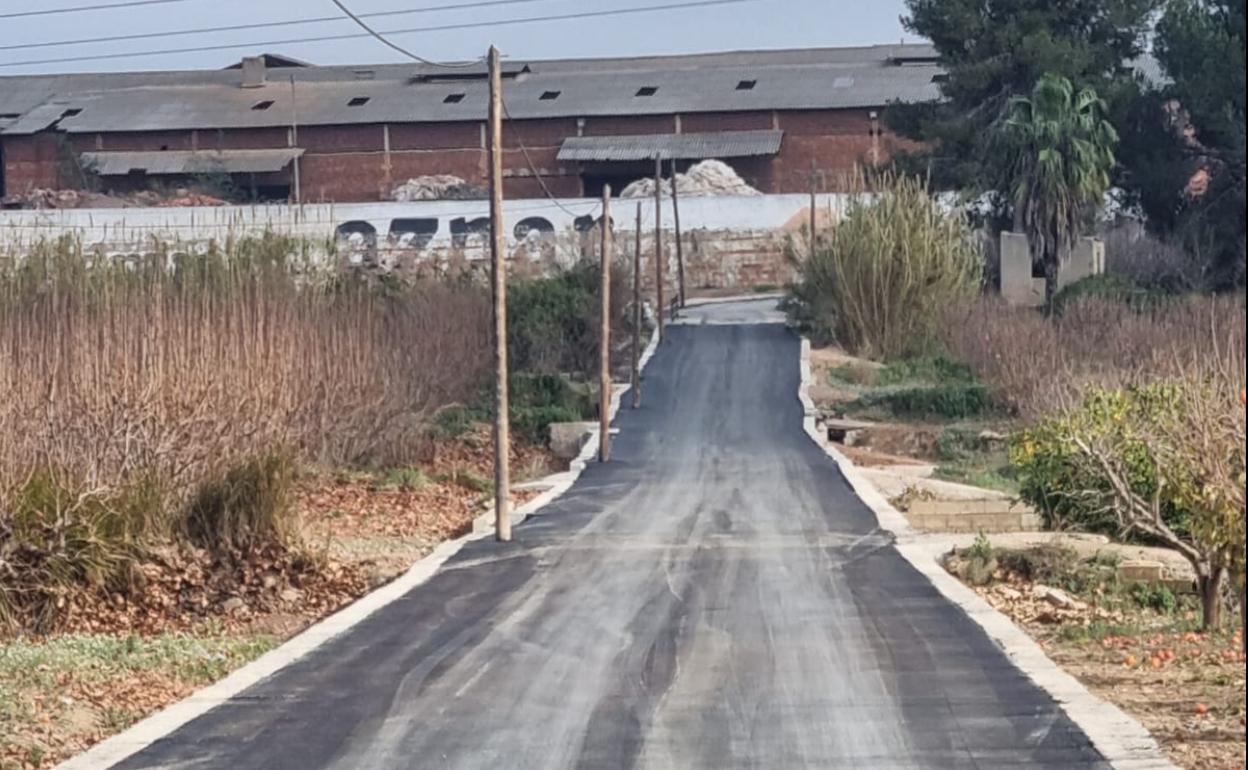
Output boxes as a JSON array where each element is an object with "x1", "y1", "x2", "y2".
[
  {"x1": 79, "y1": 148, "x2": 304, "y2": 176},
  {"x1": 557, "y1": 130, "x2": 783, "y2": 162}
]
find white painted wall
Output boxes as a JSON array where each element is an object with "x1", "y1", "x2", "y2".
[{"x1": 0, "y1": 194, "x2": 854, "y2": 251}]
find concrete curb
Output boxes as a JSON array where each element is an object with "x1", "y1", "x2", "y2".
[
  {"x1": 797, "y1": 337, "x2": 1177, "y2": 770},
  {"x1": 57, "y1": 330, "x2": 664, "y2": 770}
]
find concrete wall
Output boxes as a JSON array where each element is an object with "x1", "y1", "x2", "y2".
[
  {"x1": 1000, "y1": 232, "x2": 1106, "y2": 307},
  {"x1": 2, "y1": 107, "x2": 913, "y2": 202},
  {"x1": 0, "y1": 193, "x2": 850, "y2": 290}
]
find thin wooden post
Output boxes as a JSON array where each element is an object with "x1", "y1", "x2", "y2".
[
  {"x1": 670, "y1": 159, "x2": 686, "y2": 308},
  {"x1": 487, "y1": 46, "x2": 511, "y2": 543},
  {"x1": 654, "y1": 155, "x2": 665, "y2": 341},
  {"x1": 598, "y1": 185, "x2": 613, "y2": 462},
  {"x1": 631, "y1": 201, "x2": 643, "y2": 409},
  {"x1": 289, "y1": 75, "x2": 301, "y2": 204},
  {"x1": 809, "y1": 159, "x2": 818, "y2": 260}
]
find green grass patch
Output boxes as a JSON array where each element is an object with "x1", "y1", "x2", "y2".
[
  {"x1": 0, "y1": 632, "x2": 277, "y2": 688},
  {"x1": 856, "y1": 383, "x2": 992, "y2": 420},
  {"x1": 877, "y1": 356, "x2": 975, "y2": 387}
]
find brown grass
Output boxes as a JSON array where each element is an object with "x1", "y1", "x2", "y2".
[{"x1": 944, "y1": 294, "x2": 1246, "y2": 419}]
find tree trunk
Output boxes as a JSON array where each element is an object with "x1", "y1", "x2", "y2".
[
  {"x1": 1044, "y1": 247, "x2": 1060, "y2": 311},
  {"x1": 1198, "y1": 567, "x2": 1226, "y2": 630}
]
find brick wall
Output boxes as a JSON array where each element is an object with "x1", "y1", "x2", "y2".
[{"x1": 2, "y1": 108, "x2": 912, "y2": 201}]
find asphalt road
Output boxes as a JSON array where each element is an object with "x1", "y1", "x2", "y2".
[{"x1": 115, "y1": 304, "x2": 1108, "y2": 769}]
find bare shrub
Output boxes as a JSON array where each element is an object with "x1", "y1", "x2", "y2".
[
  {"x1": 790, "y1": 173, "x2": 983, "y2": 360},
  {"x1": 1102, "y1": 224, "x2": 1206, "y2": 293},
  {"x1": 945, "y1": 293, "x2": 1246, "y2": 419},
  {"x1": 0, "y1": 235, "x2": 491, "y2": 515}
]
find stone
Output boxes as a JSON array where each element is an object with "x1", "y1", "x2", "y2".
[
  {"x1": 1118, "y1": 560, "x2": 1166, "y2": 585},
  {"x1": 279, "y1": 589, "x2": 303, "y2": 604},
  {"x1": 1033, "y1": 584, "x2": 1078, "y2": 609},
  {"x1": 221, "y1": 597, "x2": 246, "y2": 614},
  {"x1": 995, "y1": 585, "x2": 1023, "y2": 601},
  {"x1": 978, "y1": 429, "x2": 1008, "y2": 448},
  {"x1": 548, "y1": 421, "x2": 596, "y2": 461}
]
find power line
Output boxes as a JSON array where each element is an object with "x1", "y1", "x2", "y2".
[
  {"x1": 331, "y1": 0, "x2": 593, "y2": 218},
  {"x1": 0, "y1": 0, "x2": 191, "y2": 19},
  {"x1": 0, "y1": 0, "x2": 755, "y2": 69},
  {"x1": 1, "y1": 0, "x2": 555, "y2": 53},
  {"x1": 501, "y1": 96, "x2": 596, "y2": 218},
  {"x1": 328, "y1": 0, "x2": 500, "y2": 68}
]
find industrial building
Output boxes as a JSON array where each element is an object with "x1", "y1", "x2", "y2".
[{"x1": 0, "y1": 45, "x2": 941, "y2": 203}]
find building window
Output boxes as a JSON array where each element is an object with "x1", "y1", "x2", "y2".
[
  {"x1": 444, "y1": 93, "x2": 466, "y2": 104},
  {"x1": 635, "y1": 86, "x2": 658, "y2": 97},
  {"x1": 540, "y1": 91, "x2": 561, "y2": 101},
  {"x1": 348, "y1": 97, "x2": 370, "y2": 107},
  {"x1": 252, "y1": 100, "x2": 274, "y2": 111},
  {"x1": 736, "y1": 80, "x2": 757, "y2": 91}
]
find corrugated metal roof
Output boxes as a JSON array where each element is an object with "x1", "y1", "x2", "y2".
[
  {"x1": 558, "y1": 130, "x2": 783, "y2": 162},
  {"x1": 79, "y1": 148, "x2": 304, "y2": 175},
  {"x1": 0, "y1": 45, "x2": 944, "y2": 135}
]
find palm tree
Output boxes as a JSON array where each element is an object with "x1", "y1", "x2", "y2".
[{"x1": 1000, "y1": 74, "x2": 1119, "y2": 306}]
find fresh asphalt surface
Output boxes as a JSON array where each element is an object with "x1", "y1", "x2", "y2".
[{"x1": 115, "y1": 300, "x2": 1109, "y2": 769}]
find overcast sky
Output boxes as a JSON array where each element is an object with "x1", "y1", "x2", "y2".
[{"x1": 0, "y1": 0, "x2": 913, "y2": 75}]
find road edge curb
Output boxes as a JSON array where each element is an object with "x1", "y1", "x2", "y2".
[
  {"x1": 797, "y1": 336, "x2": 1177, "y2": 770},
  {"x1": 56, "y1": 329, "x2": 664, "y2": 770}
]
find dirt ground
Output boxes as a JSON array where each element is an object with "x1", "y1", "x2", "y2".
[
  {"x1": 0, "y1": 427, "x2": 560, "y2": 770},
  {"x1": 952, "y1": 552, "x2": 1246, "y2": 770}
]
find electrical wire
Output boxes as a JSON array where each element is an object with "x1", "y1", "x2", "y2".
[
  {"x1": 327, "y1": 0, "x2": 485, "y2": 69},
  {"x1": 0, "y1": 0, "x2": 191, "y2": 19},
  {"x1": 0, "y1": 0, "x2": 755, "y2": 69},
  {"x1": 0, "y1": 0, "x2": 555, "y2": 54},
  {"x1": 501, "y1": 95, "x2": 599, "y2": 219}
]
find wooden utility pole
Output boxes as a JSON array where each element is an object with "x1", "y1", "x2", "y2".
[
  {"x1": 487, "y1": 46, "x2": 511, "y2": 542},
  {"x1": 670, "y1": 160, "x2": 686, "y2": 308},
  {"x1": 631, "y1": 201, "x2": 643, "y2": 409},
  {"x1": 289, "y1": 76, "x2": 301, "y2": 204},
  {"x1": 809, "y1": 159, "x2": 819, "y2": 260},
  {"x1": 598, "y1": 185, "x2": 613, "y2": 462},
  {"x1": 653, "y1": 155, "x2": 665, "y2": 341}
]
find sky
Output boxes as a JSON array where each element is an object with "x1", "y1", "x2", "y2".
[{"x1": 0, "y1": 0, "x2": 914, "y2": 76}]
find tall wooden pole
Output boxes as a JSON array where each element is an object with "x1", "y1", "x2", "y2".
[
  {"x1": 598, "y1": 186, "x2": 613, "y2": 462},
  {"x1": 653, "y1": 155, "x2": 665, "y2": 341},
  {"x1": 631, "y1": 201, "x2": 643, "y2": 409},
  {"x1": 289, "y1": 76, "x2": 301, "y2": 204},
  {"x1": 487, "y1": 46, "x2": 511, "y2": 542},
  {"x1": 670, "y1": 160, "x2": 686, "y2": 308},
  {"x1": 809, "y1": 159, "x2": 819, "y2": 261}
]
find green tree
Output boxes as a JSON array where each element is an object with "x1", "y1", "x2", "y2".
[
  {"x1": 997, "y1": 74, "x2": 1119, "y2": 306},
  {"x1": 1150, "y1": 0, "x2": 1246, "y2": 287},
  {"x1": 892, "y1": 0, "x2": 1156, "y2": 196}
]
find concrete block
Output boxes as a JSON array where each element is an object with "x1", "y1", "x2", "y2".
[
  {"x1": 1118, "y1": 560, "x2": 1166, "y2": 585},
  {"x1": 1000, "y1": 232, "x2": 1045, "y2": 308},
  {"x1": 548, "y1": 421, "x2": 595, "y2": 461},
  {"x1": 1001, "y1": 232, "x2": 1107, "y2": 305}
]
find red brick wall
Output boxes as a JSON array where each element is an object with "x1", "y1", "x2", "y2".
[
  {"x1": 388, "y1": 122, "x2": 482, "y2": 151},
  {"x1": 1, "y1": 135, "x2": 63, "y2": 192},
  {"x1": 2, "y1": 108, "x2": 915, "y2": 201},
  {"x1": 680, "y1": 111, "x2": 775, "y2": 133},
  {"x1": 582, "y1": 115, "x2": 677, "y2": 136}
]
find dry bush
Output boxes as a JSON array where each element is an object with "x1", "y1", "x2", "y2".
[
  {"x1": 0, "y1": 234, "x2": 490, "y2": 518},
  {"x1": 1102, "y1": 225, "x2": 1206, "y2": 293},
  {"x1": 945, "y1": 293, "x2": 1246, "y2": 419}
]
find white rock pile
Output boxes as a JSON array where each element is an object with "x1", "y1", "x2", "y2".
[
  {"x1": 620, "y1": 159, "x2": 762, "y2": 199},
  {"x1": 390, "y1": 175, "x2": 487, "y2": 201}
]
